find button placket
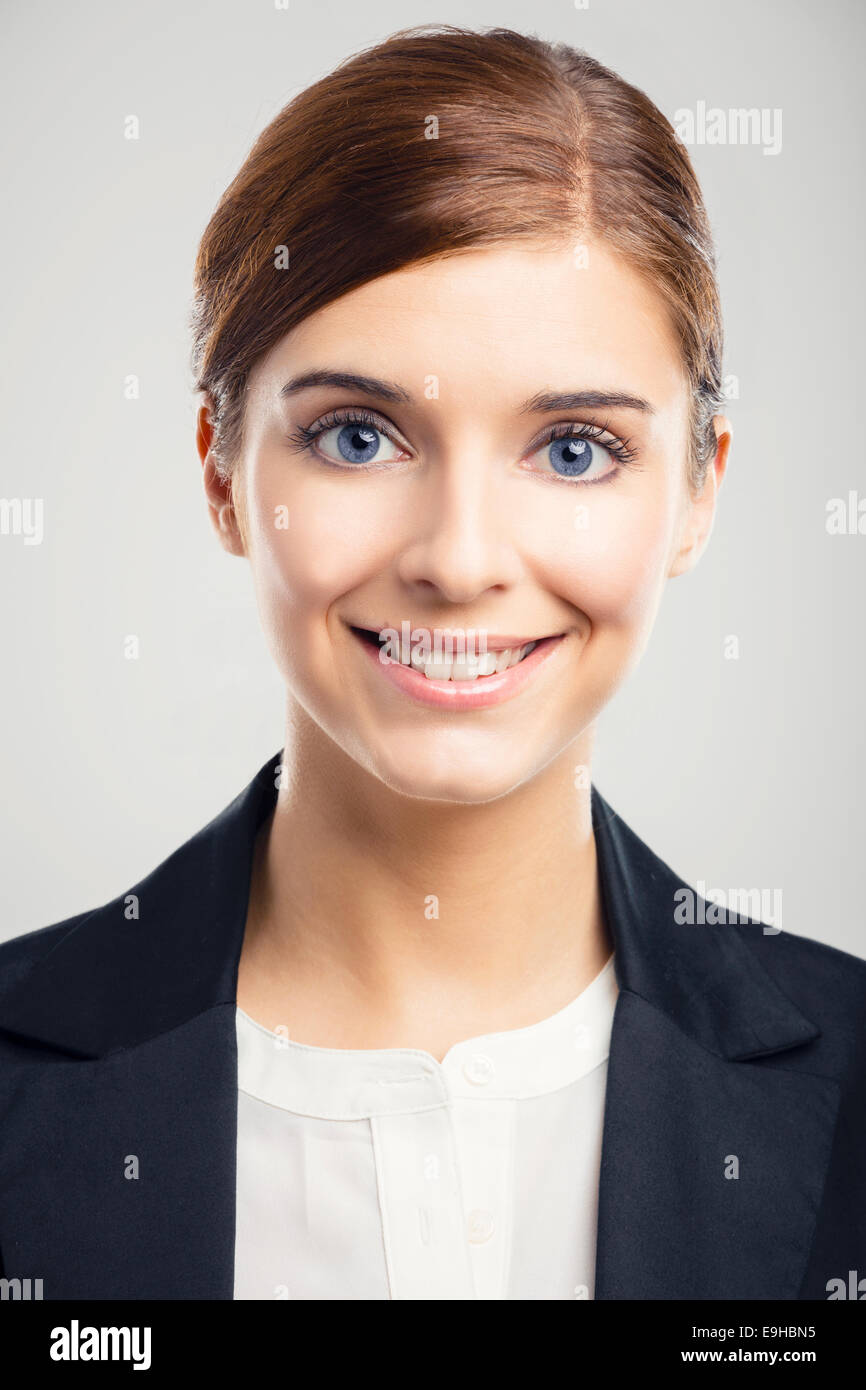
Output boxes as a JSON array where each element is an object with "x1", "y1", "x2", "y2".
[
  {"x1": 370, "y1": 1098, "x2": 475, "y2": 1301},
  {"x1": 447, "y1": 1089, "x2": 514, "y2": 1299}
]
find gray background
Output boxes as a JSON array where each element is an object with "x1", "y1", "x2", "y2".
[{"x1": 1, "y1": 0, "x2": 863, "y2": 951}]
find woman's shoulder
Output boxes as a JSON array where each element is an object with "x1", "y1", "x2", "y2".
[
  {"x1": 0, "y1": 753, "x2": 281, "y2": 1016},
  {"x1": 0, "y1": 909, "x2": 98, "y2": 990},
  {"x1": 0, "y1": 769, "x2": 270, "y2": 1058},
  {"x1": 594, "y1": 788, "x2": 866, "y2": 986}
]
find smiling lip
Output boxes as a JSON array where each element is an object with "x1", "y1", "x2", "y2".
[{"x1": 347, "y1": 623, "x2": 567, "y2": 710}]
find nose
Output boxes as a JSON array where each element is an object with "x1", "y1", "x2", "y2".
[{"x1": 394, "y1": 453, "x2": 523, "y2": 604}]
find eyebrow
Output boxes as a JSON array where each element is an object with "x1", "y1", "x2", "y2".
[{"x1": 279, "y1": 370, "x2": 655, "y2": 416}]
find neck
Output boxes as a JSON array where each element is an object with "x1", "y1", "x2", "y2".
[{"x1": 238, "y1": 710, "x2": 611, "y2": 1058}]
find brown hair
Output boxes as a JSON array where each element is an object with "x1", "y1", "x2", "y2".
[{"x1": 190, "y1": 23, "x2": 725, "y2": 491}]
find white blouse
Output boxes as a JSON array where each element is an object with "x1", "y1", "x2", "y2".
[{"x1": 234, "y1": 954, "x2": 618, "y2": 1300}]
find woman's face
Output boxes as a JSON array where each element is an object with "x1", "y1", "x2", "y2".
[{"x1": 202, "y1": 239, "x2": 727, "y2": 803}]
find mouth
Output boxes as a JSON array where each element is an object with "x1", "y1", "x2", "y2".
[
  {"x1": 349, "y1": 625, "x2": 546, "y2": 678},
  {"x1": 346, "y1": 623, "x2": 568, "y2": 710}
]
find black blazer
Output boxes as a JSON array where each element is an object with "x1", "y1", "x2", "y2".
[{"x1": 1, "y1": 750, "x2": 864, "y2": 1300}]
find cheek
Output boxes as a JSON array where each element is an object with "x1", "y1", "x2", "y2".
[
  {"x1": 531, "y1": 482, "x2": 677, "y2": 631},
  {"x1": 244, "y1": 462, "x2": 397, "y2": 619}
]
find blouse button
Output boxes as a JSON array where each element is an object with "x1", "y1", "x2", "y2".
[
  {"x1": 467, "y1": 1209, "x2": 496, "y2": 1244},
  {"x1": 462, "y1": 1052, "x2": 495, "y2": 1086}
]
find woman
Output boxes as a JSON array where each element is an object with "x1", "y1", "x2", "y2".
[{"x1": 1, "y1": 24, "x2": 864, "y2": 1302}]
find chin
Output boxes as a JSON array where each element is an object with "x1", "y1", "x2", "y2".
[{"x1": 363, "y1": 742, "x2": 534, "y2": 806}]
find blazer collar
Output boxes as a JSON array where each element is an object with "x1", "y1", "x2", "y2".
[
  {"x1": 590, "y1": 796, "x2": 819, "y2": 1060},
  {"x1": 0, "y1": 750, "x2": 818, "y2": 1062}
]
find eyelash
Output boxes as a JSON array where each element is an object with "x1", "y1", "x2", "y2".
[{"x1": 286, "y1": 406, "x2": 640, "y2": 479}]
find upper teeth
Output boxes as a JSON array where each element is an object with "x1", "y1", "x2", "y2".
[{"x1": 385, "y1": 641, "x2": 537, "y2": 681}]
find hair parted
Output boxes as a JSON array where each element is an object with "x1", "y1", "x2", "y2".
[{"x1": 190, "y1": 23, "x2": 725, "y2": 490}]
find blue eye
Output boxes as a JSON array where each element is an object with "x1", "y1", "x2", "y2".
[
  {"x1": 322, "y1": 423, "x2": 385, "y2": 464},
  {"x1": 548, "y1": 436, "x2": 595, "y2": 477},
  {"x1": 526, "y1": 431, "x2": 620, "y2": 484},
  {"x1": 288, "y1": 410, "x2": 407, "y2": 467}
]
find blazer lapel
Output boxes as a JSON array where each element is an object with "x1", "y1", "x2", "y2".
[{"x1": 590, "y1": 795, "x2": 840, "y2": 1299}]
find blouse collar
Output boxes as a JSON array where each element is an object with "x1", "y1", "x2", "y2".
[{"x1": 236, "y1": 954, "x2": 618, "y2": 1119}]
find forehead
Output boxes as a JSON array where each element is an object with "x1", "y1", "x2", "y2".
[{"x1": 253, "y1": 238, "x2": 688, "y2": 414}]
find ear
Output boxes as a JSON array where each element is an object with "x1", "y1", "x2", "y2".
[
  {"x1": 668, "y1": 414, "x2": 732, "y2": 577},
  {"x1": 196, "y1": 396, "x2": 247, "y2": 558}
]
